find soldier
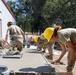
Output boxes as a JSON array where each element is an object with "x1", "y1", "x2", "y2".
[
  {"x1": 34, "y1": 36, "x2": 43, "y2": 51},
  {"x1": 43, "y1": 26, "x2": 76, "y2": 72},
  {"x1": 34, "y1": 35, "x2": 54, "y2": 60},
  {"x1": 0, "y1": 38, "x2": 10, "y2": 53},
  {"x1": 0, "y1": 38, "x2": 5, "y2": 49},
  {"x1": 46, "y1": 41, "x2": 55, "y2": 60},
  {"x1": 5, "y1": 21, "x2": 25, "y2": 55}
]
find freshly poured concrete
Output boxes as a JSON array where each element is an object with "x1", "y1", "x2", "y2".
[{"x1": 0, "y1": 46, "x2": 55, "y2": 73}]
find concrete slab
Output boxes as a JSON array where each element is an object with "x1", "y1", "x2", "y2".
[
  {"x1": 0, "y1": 45, "x2": 55, "y2": 73},
  {"x1": 2, "y1": 54, "x2": 23, "y2": 58}
]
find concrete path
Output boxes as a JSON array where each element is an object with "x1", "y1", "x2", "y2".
[{"x1": 0, "y1": 45, "x2": 55, "y2": 73}]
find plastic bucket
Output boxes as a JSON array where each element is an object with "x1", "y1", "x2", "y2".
[{"x1": 0, "y1": 65, "x2": 9, "y2": 75}]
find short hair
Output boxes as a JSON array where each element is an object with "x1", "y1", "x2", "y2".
[{"x1": 7, "y1": 21, "x2": 13, "y2": 26}]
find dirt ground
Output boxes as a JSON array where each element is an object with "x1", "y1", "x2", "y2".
[{"x1": 45, "y1": 49, "x2": 76, "y2": 75}]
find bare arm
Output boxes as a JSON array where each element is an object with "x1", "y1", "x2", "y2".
[
  {"x1": 5, "y1": 30, "x2": 9, "y2": 43},
  {"x1": 57, "y1": 43, "x2": 66, "y2": 60},
  {"x1": 54, "y1": 43, "x2": 66, "y2": 63},
  {"x1": 3, "y1": 30, "x2": 10, "y2": 48}
]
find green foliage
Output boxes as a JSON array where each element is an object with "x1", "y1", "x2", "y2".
[{"x1": 7, "y1": 0, "x2": 76, "y2": 33}]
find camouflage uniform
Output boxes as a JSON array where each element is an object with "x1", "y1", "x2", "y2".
[
  {"x1": 39, "y1": 35, "x2": 55, "y2": 60},
  {"x1": 47, "y1": 41, "x2": 55, "y2": 59},
  {"x1": 42, "y1": 41, "x2": 47, "y2": 52},
  {"x1": 7, "y1": 25, "x2": 24, "y2": 52},
  {"x1": 37, "y1": 39, "x2": 43, "y2": 51},
  {"x1": 0, "y1": 38, "x2": 5, "y2": 49},
  {"x1": 57, "y1": 28, "x2": 76, "y2": 71}
]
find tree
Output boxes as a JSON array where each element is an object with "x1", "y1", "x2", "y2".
[
  {"x1": 7, "y1": 0, "x2": 32, "y2": 32},
  {"x1": 7, "y1": 0, "x2": 76, "y2": 33}
]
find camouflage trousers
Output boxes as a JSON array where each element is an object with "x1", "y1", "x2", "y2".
[
  {"x1": 47, "y1": 42, "x2": 54, "y2": 54},
  {"x1": 0, "y1": 38, "x2": 5, "y2": 48},
  {"x1": 42, "y1": 42, "x2": 47, "y2": 51},
  {"x1": 10, "y1": 37, "x2": 23, "y2": 52},
  {"x1": 37, "y1": 43, "x2": 43, "y2": 51},
  {"x1": 67, "y1": 48, "x2": 76, "y2": 71}
]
